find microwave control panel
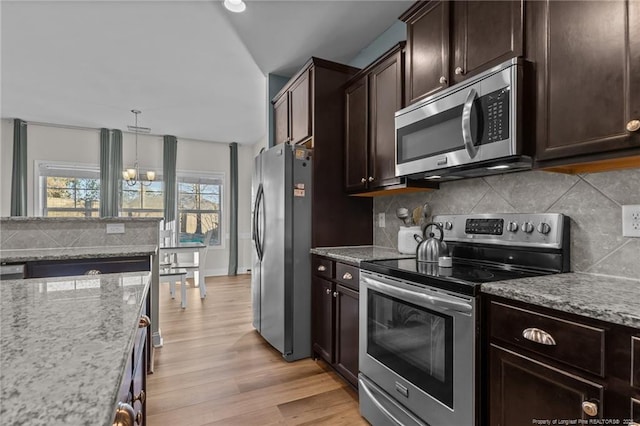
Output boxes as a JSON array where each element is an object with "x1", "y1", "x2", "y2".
[{"x1": 479, "y1": 88, "x2": 510, "y2": 144}]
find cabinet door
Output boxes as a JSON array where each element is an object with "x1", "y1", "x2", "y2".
[
  {"x1": 312, "y1": 276, "x2": 334, "y2": 363},
  {"x1": 403, "y1": 1, "x2": 450, "y2": 105},
  {"x1": 531, "y1": 0, "x2": 640, "y2": 161},
  {"x1": 489, "y1": 344, "x2": 604, "y2": 426},
  {"x1": 452, "y1": 1, "x2": 523, "y2": 84},
  {"x1": 369, "y1": 48, "x2": 403, "y2": 189},
  {"x1": 289, "y1": 69, "x2": 312, "y2": 144},
  {"x1": 345, "y1": 75, "x2": 369, "y2": 192},
  {"x1": 334, "y1": 284, "x2": 359, "y2": 387},
  {"x1": 273, "y1": 93, "x2": 289, "y2": 145}
]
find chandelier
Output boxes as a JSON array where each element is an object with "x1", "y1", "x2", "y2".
[{"x1": 122, "y1": 109, "x2": 155, "y2": 186}]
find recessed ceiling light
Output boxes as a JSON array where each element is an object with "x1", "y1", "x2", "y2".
[
  {"x1": 486, "y1": 164, "x2": 511, "y2": 170},
  {"x1": 223, "y1": 0, "x2": 246, "y2": 13},
  {"x1": 425, "y1": 175, "x2": 442, "y2": 180}
]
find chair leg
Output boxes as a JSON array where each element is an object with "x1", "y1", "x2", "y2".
[
  {"x1": 199, "y1": 279, "x2": 206, "y2": 299},
  {"x1": 169, "y1": 279, "x2": 176, "y2": 299},
  {"x1": 181, "y1": 275, "x2": 187, "y2": 309}
]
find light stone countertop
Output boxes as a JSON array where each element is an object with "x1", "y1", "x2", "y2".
[
  {"x1": 0, "y1": 245, "x2": 157, "y2": 263},
  {"x1": 310, "y1": 245, "x2": 413, "y2": 265},
  {"x1": 0, "y1": 271, "x2": 150, "y2": 426},
  {"x1": 482, "y1": 272, "x2": 640, "y2": 329}
]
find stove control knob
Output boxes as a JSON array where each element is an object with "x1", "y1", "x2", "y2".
[
  {"x1": 522, "y1": 222, "x2": 534, "y2": 233},
  {"x1": 444, "y1": 221, "x2": 453, "y2": 230},
  {"x1": 537, "y1": 222, "x2": 551, "y2": 234},
  {"x1": 506, "y1": 222, "x2": 518, "y2": 232}
]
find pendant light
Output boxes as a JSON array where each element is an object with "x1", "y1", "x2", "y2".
[{"x1": 123, "y1": 110, "x2": 155, "y2": 186}]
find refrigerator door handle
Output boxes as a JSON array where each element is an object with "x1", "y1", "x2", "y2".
[{"x1": 253, "y1": 184, "x2": 264, "y2": 261}]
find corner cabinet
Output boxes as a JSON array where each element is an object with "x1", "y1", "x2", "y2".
[
  {"x1": 486, "y1": 296, "x2": 640, "y2": 424},
  {"x1": 527, "y1": 0, "x2": 640, "y2": 165},
  {"x1": 401, "y1": 0, "x2": 523, "y2": 105},
  {"x1": 311, "y1": 255, "x2": 360, "y2": 387},
  {"x1": 345, "y1": 43, "x2": 404, "y2": 193},
  {"x1": 273, "y1": 68, "x2": 311, "y2": 146}
]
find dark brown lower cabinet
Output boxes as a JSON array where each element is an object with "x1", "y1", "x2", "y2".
[
  {"x1": 489, "y1": 344, "x2": 603, "y2": 425},
  {"x1": 311, "y1": 256, "x2": 360, "y2": 388}
]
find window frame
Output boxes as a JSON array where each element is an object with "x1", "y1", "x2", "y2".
[
  {"x1": 120, "y1": 176, "x2": 164, "y2": 218},
  {"x1": 176, "y1": 171, "x2": 225, "y2": 249},
  {"x1": 36, "y1": 161, "x2": 101, "y2": 217}
]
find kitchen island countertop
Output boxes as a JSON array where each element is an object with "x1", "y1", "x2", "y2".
[
  {"x1": 310, "y1": 245, "x2": 413, "y2": 265},
  {"x1": 0, "y1": 244, "x2": 157, "y2": 263},
  {"x1": 482, "y1": 272, "x2": 640, "y2": 329},
  {"x1": 0, "y1": 271, "x2": 150, "y2": 425}
]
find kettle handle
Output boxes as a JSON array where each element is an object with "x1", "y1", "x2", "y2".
[{"x1": 423, "y1": 222, "x2": 444, "y2": 242}]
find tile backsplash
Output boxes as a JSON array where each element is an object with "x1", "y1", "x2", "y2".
[{"x1": 374, "y1": 169, "x2": 640, "y2": 280}]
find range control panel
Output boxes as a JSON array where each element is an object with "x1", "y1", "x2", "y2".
[{"x1": 433, "y1": 213, "x2": 566, "y2": 249}]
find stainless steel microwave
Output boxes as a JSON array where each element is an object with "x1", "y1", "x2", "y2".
[{"x1": 395, "y1": 58, "x2": 531, "y2": 181}]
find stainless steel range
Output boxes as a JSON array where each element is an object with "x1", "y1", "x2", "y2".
[{"x1": 358, "y1": 213, "x2": 570, "y2": 426}]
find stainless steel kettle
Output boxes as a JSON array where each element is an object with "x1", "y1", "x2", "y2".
[{"x1": 416, "y1": 222, "x2": 447, "y2": 263}]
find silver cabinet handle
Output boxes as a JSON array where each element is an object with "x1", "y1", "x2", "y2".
[
  {"x1": 627, "y1": 119, "x2": 640, "y2": 132},
  {"x1": 522, "y1": 327, "x2": 557, "y2": 346},
  {"x1": 317, "y1": 265, "x2": 326, "y2": 272},
  {"x1": 461, "y1": 87, "x2": 479, "y2": 159},
  {"x1": 138, "y1": 315, "x2": 151, "y2": 328},
  {"x1": 342, "y1": 272, "x2": 353, "y2": 280},
  {"x1": 581, "y1": 401, "x2": 598, "y2": 417},
  {"x1": 85, "y1": 269, "x2": 101, "y2": 275},
  {"x1": 439, "y1": 76, "x2": 447, "y2": 85},
  {"x1": 325, "y1": 288, "x2": 331, "y2": 295},
  {"x1": 113, "y1": 402, "x2": 135, "y2": 426},
  {"x1": 360, "y1": 177, "x2": 366, "y2": 183},
  {"x1": 135, "y1": 411, "x2": 143, "y2": 425},
  {"x1": 455, "y1": 66, "x2": 464, "y2": 75},
  {"x1": 132, "y1": 390, "x2": 146, "y2": 404},
  {"x1": 333, "y1": 291, "x2": 338, "y2": 298},
  {"x1": 368, "y1": 176, "x2": 374, "y2": 182}
]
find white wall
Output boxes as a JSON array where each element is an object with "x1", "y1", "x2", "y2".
[{"x1": 0, "y1": 119, "x2": 254, "y2": 275}]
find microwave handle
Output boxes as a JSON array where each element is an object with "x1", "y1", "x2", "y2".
[{"x1": 461, "y1": 88, "x2": 479, "y2": 159}]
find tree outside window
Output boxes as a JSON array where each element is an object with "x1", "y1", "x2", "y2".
[
  {"x1": 121, "y1": 181, "x2": 164, "y2": 217},
  {"x1": 178, "y1": 179, "x2": 222, "y2": 246},
  {"x1": 44, "y1": 176, "x2": 100, "y2": 217}
]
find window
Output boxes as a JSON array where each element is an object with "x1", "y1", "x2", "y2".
[
  {"x1": 121, "y1": 180, "x2": 164, "y2": 217},
  {"x1": 40, "y1": 163, "x2": 100, "y2": 217},
  {"x1": 177, "y1": 174, "x2": 223, "y2": 246}
]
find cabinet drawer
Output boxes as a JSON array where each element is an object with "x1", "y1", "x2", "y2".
[
  {"x1": 335, "y1": 263, "x2": 359, "y2": 291},
  {"x1": 27, "y1": 256, "x2": 150, "y2": 278},
  {"x1": 490, "y1": 301, "x2": 605, "y2": 376},
  {"x1": 312, "y1": 257, "x2": 333, "y2": 279}
]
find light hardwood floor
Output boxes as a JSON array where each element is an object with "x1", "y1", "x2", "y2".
[{"x1": 147, "y1": 274, "x2": 368, "y2": 426}]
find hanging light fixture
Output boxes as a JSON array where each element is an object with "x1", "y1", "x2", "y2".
[
  {"x1": 223, "y1": 0, "x2": 246, "y2": 13},
  {"x1": 123, "y1": 109, "x2": 155, "y2": 186}
]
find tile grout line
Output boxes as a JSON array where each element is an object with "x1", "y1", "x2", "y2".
[
  {"x1": 544, "y1": 176, "x2": 582, "y2": 212},
  {"x1": 583, "y1": 238, "x2": 632, "y2": 274}
]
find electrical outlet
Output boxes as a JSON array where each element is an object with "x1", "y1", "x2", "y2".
[
  {"x1": 106, "y1": 223, "x2": 125, "y2": 234},
  {"x1": 622, "y1": 205, "x2": 640, "y2": 237},
  {"x1": 378, "y1": 212, "x2": 386, "y2": 228}
]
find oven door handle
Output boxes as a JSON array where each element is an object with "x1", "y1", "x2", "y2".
[
  {"x1": 461, "y1": 87, "x2": 479, "y2": 159},
  {"x1": 362, "y1": 277, "x2": 473, "y2": 314}
]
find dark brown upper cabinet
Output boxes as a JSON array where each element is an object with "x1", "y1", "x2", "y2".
[
  {"x1": 401, "y1": 1, "x2": 523, "y2": 105},
  {"x1": 528, "y1": 0, "x2": 640, "y2": 165},
  {"x1": 345, "y1": 44, "x2": 404, "y2": 193},
  {"x1": 273, "y1": 68, "x2": 312, "y2": 145}
]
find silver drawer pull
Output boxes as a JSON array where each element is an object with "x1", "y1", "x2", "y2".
[
  {"x1": 522, "y1": 327, "x2": 557, "y2": 346},
  {"x1": 85, "y1": 269, "x2": 102, "y2": 275},
  {"x1": 317, "y1": 265, "x2": 326, "y2": 272},
  {"x1": 138, "y1": 315, "x2": 151, "y2": 329},
  {"x1": 342, "y1": 272, "x2": 353, "y2": 280}
]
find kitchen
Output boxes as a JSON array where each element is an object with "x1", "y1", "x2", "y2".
[{"x1": 2, "y1": 2, "x2": 640, "y2": 424}]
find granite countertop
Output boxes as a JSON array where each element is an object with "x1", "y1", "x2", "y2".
[
  {"x1": 482, "y1": 272, "x2": 640, "y2": 329},
  {"x1": 310, "y1": 245, "x2": 413, "y2": 265},
  {"x1": 0, "y1": 271, "x2": 150, "y2": 426},
  {"x1": 0, "y1": 245, "x2": 157, "y2": 263}
]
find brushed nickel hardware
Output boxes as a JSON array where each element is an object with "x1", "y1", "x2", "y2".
[
  {"x1": 368, "y1": 176, "x2": 374, "y2": 182},
  {"x1": 113, "y1": 402, "x2": 135, "y2": 426},
  {"x1": 439, "y1": 76, "x2": 447, "y2": 84},
  {"x1": 361, "y1": 177, "x2": 367, "y2": 183},
  {"x1": 317, "y1": 265, "x2": 326, "y2": 272},
  {"x1": 333, "y1": 291, "x2": 338, "y2": 298},
  {"x1": 132, "y1": 390, "x2": 146, "y2": 404},
  {"x1": 342, "y1": 272, "x2": 353, "y2": 280},
  {"x1": 135, "y1": 411, "x2": 143, "y2": 425},
  {"x1": 455, "y1": 67, "x2": 464, "y2": 75},
  {"x1": 522, "y1": 327, "x2": 557, "y2": 345},
  {"x1": 138, "y1": 315, "x2": 151, "y2": 329},
  {"x1": 85, "y1": 269, "x2": 101, "y2": 275},
  {"x1": 581, "y1": 401, "x2": 598, "y2": 417},
  {"x1": 325, "y1": 288, "x2": 331, "y2": 295},
  {"x1": 627, "y1": 119, "x2": 640, "y2": 132}
]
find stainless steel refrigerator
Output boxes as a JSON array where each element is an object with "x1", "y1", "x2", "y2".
[{"x1": 251, "y1": 144, "x2": 312, "y2": 361}]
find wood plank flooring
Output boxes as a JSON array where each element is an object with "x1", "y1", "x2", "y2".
[{"x1": 147, "y1": 274, "x2": 367, "y2": 426}]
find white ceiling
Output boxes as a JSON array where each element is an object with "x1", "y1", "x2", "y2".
[{"x1": 1, "y1": 0, "x2": 410, "y2": 145}]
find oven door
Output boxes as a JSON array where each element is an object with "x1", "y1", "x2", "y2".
[
  {"x1": 359, "y1": 270, "x2": 476, "y2": 426},
  {"x1": 395, "y1": 58, "x2": 520, "y2": 178}
]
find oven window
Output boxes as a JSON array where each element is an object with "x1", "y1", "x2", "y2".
[{"x1": 367, "y1": 289, "x2": 453, "y2": 408}]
